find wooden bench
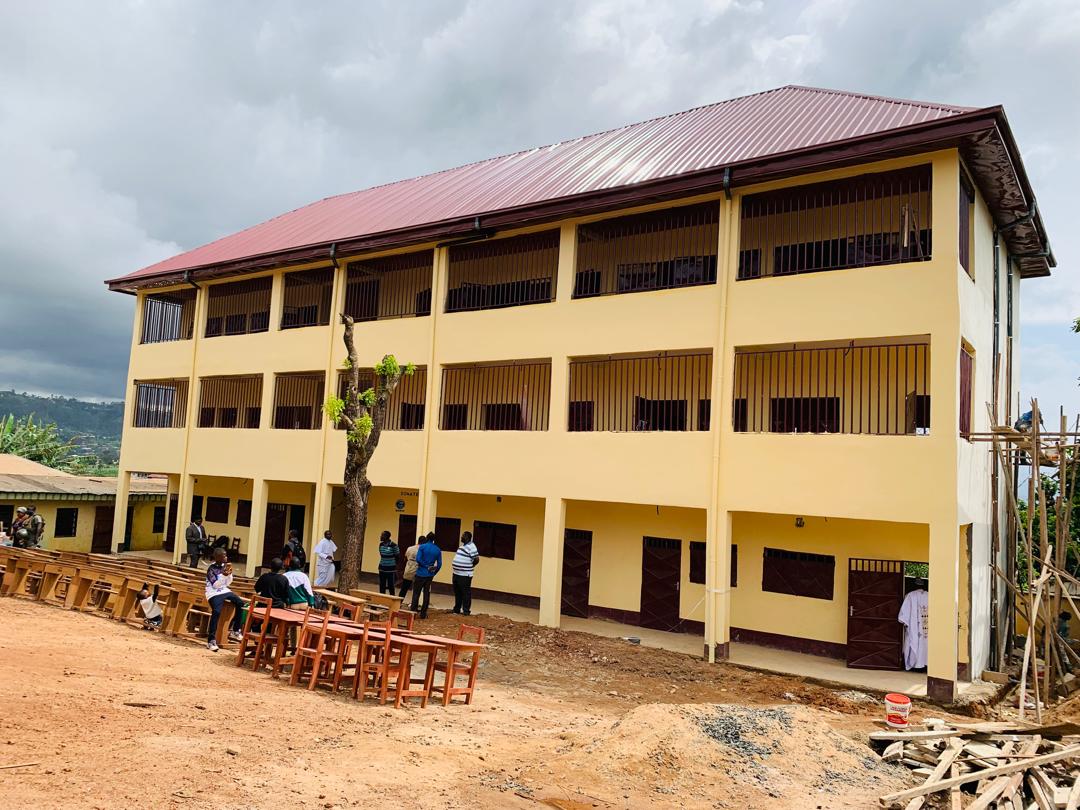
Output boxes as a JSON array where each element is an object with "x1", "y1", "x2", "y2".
[{"x1": 348, "y1": 589, "x2": 402, "y2": 611}]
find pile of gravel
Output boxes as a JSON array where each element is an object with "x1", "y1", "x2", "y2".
[{"x1": 694, "y1": 705, "x2": 793, "y2": 759}]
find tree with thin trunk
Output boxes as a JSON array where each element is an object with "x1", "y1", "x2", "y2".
[{"x1": 323, "y1": 314, "x2": 414, "y2": 592}]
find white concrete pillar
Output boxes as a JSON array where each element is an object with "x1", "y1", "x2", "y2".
[
  {"x1": 705, "y1": 508, "x2": 733, "y2": 661},
  {"x1": 538, "y1": 496, "x2": 567, "y2": 628},
  {"x1": 173, "y1": 473, "x2": 195, "y2": 566},
  {"x1": 111, "y1": 470, "x2": 132, "y2": 553},
  {"x1": 927, "y1": 519, "x2": 960, "y2": 702}
]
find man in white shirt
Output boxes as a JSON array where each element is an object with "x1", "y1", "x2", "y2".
[
  {"x1": 451, "y1": 530, "x2": 480, "y2": 616},
  {"x1": 898, "y1": 580, "x2": 929, "y2": 670},
  {"x1": 205, "y1": 548, "x2": 244, "y2": 652},
  {"x1": 312, "y1": 530, "x2": 337, "y2": 588}
]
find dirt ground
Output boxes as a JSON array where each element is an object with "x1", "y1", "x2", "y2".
[{"x1": 0, "y1": 598, "x2": 933, "y2": 809}]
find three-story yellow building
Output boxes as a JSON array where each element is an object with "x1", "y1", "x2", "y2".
[{"x1": 106, "y1": 86, "x2": 1055, "y2": 701}]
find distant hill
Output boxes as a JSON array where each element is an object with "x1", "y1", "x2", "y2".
[{"x1": 0, "y1": 390, "x2": 123, "y2": 462}]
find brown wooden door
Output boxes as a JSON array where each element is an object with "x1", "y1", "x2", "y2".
[
  {"x1": 846, "y1": 558, "x2": 905, "y2": 670},
  {"x1": 261, "y1": 503, "x2": 289, "y2": 568},
  {"x1": 397, "y1": 514, "x2": 417, "y2": 580},
  {"x1": 91, "y1": 505, "x2": 115, "y2": 554},
  {"x1": 640, "y1": 537, "x2": 681, "y2": 631},
  {"x1": 561, "y1": 529, "x2": 592, "y2": 618},
  {"x1": 434, "y1": 516, "x2": 461, "y2": 554},
  {"x1": 164, "y1": 494, "x2": 178, "y2": 551}
]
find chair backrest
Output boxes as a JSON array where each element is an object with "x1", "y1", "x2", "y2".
[
  {"x1": 390, "y1": 609, "x2": 415, "y2": 630},
  {"x1": 245, "y1": 595, "x2": 272, "y2": 633},
  {"x1": 362, "y1": 620, "x2": 393, "y2": 659},
  {"x1": 230, "y1": 537, "x2": 241, "y2": 552},
  {"x1": 457, "y1": 624, "x2": 485, "y2": 644}
]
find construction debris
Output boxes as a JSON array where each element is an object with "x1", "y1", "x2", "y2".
[{"x1": 872, "y1": 720, "x2": 1080, "y2": 808}]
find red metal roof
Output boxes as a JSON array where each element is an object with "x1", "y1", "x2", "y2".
[{"x1": 109, "y1": 85, "x2": 1027, "y2": 287}]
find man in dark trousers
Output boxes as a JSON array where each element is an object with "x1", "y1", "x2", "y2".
[
  {"x1": 185, "y1": 517, "x2": 206, "y2": 568},
  {"x1": 410, "y1": 532, "x2": 442, "y2": 619}
]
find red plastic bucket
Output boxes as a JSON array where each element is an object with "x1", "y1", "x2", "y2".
[{"x1": 885, "y1": 693, "x2": 911, "y2": 728}]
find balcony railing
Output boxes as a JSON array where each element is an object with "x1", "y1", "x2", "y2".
[
  {"x1": 132, "y1": 379, "x2": 189, "y2": 428},
  {"x1": 345, "y1": 250, "x2": 433, "y2": 321},
  {"x1": 567, "y1": 351, "x2": 712, "y2": 432},
  {"x1": 575, "y1": 202, "x2": 719, "y2": 298},
  {"x1": 197, "y1": 375, "x2": 263, "y2": 429},
  {"x1": 738, "y1": 165, "x2": 932, "y2": 280},
  {"x1": 732, "y1": 341, "x2": 930, "y2": 435},
  {"x1": 205, "y1": 277, "x2": 272, "y2": 337},
  {"x1": 281, "y1": 267, "x2": 333, "y2": 329},
  {"x1": 273, "y1": 372, "x2": 325, "y2": 430},
  {"x1": 446, "y1": 231, "x2": 559, "y2": 313},
  {"x1": 440, "y1": 361, "x2": 551, "y2": 431},
  {"x1": 140, "y1": 289, "x2": 196, "y2": 344},
  {"x1": 336, "y1": 366, "x2": 428, "y2": 430}
]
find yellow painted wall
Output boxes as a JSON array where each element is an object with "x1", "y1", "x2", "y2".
[
  {"x1": 564, "y1": 500, "x2": 708, "y2": 620},
  {"x1": 128, "y1": 500, "x2": 166, "y2": 550},
  {"x1": 0, "y1": 497, "x2": 161, "y2": 553},
  {"x1": 729, "y1": 511, "x2": 928, "y2": 645}
]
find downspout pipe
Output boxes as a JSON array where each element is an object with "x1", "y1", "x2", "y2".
[{"x1": 184, "y1": 269, "x2": 200, "y2": 290}]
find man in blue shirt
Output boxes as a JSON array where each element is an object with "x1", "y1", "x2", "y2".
[{"x1": 410, "y1": 532, "x2": 442, "y2": 619}]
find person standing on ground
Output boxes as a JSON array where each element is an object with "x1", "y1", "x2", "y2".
[
  {"x1": 451, "y1": 531, "x2": 480, "y2": 615},
  {"x1": 377, "y1": 531, "x2": 398, "y2": 595},
  {"x1": 11, "y1": 507, "x2": 29, "y2": 548},
  {"x1": 205, "y1": 548, "x2": 244, "y2": 652},
  {"x1": 282, "y1": 529, "x2": 307, "y2": 572},
  {"x1": 185, "y1": 518, "x2": 206, "y2": 568},
  {"x1": 398, "y1": 541, "x2": 418, "y2": 600},
  {"x1": 312, "y1": 530, "x2": 337, "y2": 588},
  {"x1": 410, "y1": 532, "x2": 442, "y2": 619},
  {"x1": 26, "y1": 506, "x2": 45, "y2": 548},
  {"x1": 254, "y1": 557, "x2": 291, "y2": 608}
]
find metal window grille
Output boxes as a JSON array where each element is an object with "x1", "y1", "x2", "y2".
[
  {"x1": 738, "y1": 165, "x2": 932, "y2": 280},
  {"x1": 762, "y1": 547, "x2": 835, "y2": 600},
  {"x1": 281, "y1": 267, "x2": 334, "y2": 329},
  {"x1": 446, "y1": 231, "x2": 559, "y2": 313},
  {"x1": 345, "y1": 250, "x2": 433, "y2": 320},
  {"x1": 732, "y1": 342, "x2": 931, "y2": 435},
  {"x1": 197, "y1": 375, "x2": 263, "y2": 429},
  {"x1": 959, "y1": 345, "x2": 973, "y2": 436},
  {"x1": 575, "y1": 202, "x2": 719, "y2": 298},
  {"x1": 335, "y1": 366, "x2": 428, "y2": 430},
  {"x1": 567, "y1": 351, "x2": 712, "y2": 432},
  {"x1": 204, "y1": 277, "x2": 272, "y2": 337},
  {"x1": 133, "y1": 379, "x2": 189, "y2": 428},
  {"x1": 439, "y1": 361, "x2": 551, "y2": 431},
  {"x1": 141, "y1": 289, "x2": 196, "y2": 343},
  {"x1": 273, "y1": 372, "x2": 325, "y2": 430}
]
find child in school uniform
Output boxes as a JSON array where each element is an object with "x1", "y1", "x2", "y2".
[{"x1": 138, "y1": 583, "x2": 164, "y2": 630}]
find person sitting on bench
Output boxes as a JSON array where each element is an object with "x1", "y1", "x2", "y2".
[
  {"x1": 205, "y1": 548, "x2": 244, "y2": 652},
  {"x1": 138, "y1": 583, "x2": 164, "y2": 630},
  {"x1": 255, "y1": 557, "x2": 291, "y2": 608}
]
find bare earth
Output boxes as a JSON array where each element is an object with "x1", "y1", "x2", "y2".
[{"x1": 0, "y1": 598, "x2": 924, "y2": 809}]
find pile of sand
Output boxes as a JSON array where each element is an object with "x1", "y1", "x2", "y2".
[{"x1": 526, "y1": 703, "x2": 913, "y2": 809}]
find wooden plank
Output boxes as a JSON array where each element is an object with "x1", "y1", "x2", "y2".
[
  {"x1": 879, "y1": 746, "x2": 1080, "y2": 806},
  {"x1": 983, "y1": 670, "x2": 1012, "y2": 685},
  {"x1": 1065, "y1": 773, "x2": 1080, "y2": 810},
  {"x1": 904, "y1": 739, "x2": 963, "y2": 810},
  {"x1": 870, "y1": 729, "x2": 961, "y2": 742}
]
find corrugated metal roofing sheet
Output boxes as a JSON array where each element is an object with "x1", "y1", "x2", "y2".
[
  {"x1": 113, "y1": 85, "x2": 980, "y2": 285},
  {"x1": 0, "y1": 474, "x2": 167, "y2": 498}
]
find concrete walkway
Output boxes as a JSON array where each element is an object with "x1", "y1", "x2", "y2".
[{"x1": 464, "y1": 597, "x2": 994, "y2": 699}]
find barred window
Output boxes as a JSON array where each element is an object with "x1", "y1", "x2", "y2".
[
  {"x1": 133, "y1": 379, "x2": 188, "y2": 428},
  {"x1": 446, "y1": 231, "x2": 559, "y2": 313},
  {"x1": 205, "y1": 277, "x2": 272, "y2": 337},
  {"x1": 345, "y1": 250, "x2": 433, "y2": 320},
  {"x1": 281, "y1": 267, "x2": 334, "y2": 329},
  {"x1": 141, "y1": 289, "x2": 196, "y2": 343}
]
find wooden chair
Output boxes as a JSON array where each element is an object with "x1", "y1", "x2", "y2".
[
  {"x1": 353, "y1": 620, "x2": 394, "y2": 704},
  {"x1": 229, "y1": 537, "x2": 241, "y2": 555},
  {"x1": 290, "y1": 607, "x2": 339, "y2": 691},
  {"x1": 390, "y1": 609, "x2": 416, "y2": 631},
  {"x1": 431, "y1": 624, "x2": 485, "y2": 706},
  {"x1": 235, "y1": 596, "x2": 269, "y2": 667}
]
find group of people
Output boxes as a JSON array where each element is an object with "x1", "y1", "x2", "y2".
[
  {"x1": 156, "y1": 518, "x2": 480, "y2": 651},
  {"x1": 4, "y1": 505, "x2": 45, "y2": 548},
  {"x1": 378, "y1": 529, "x2": 480, "y2": 619}
]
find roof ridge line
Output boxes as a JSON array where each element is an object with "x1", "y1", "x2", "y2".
[{"x1": 782, "y1": 84, "x2": 976, "y2": 113}]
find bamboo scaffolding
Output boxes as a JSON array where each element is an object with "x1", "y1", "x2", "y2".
[{"x1": 985, "y1": 398, "x2": 1080, "y2": 716}]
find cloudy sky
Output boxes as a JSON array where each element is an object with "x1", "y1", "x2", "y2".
[{"x1": 1, "y1": 0, "x2": 1077, "y2": 415}]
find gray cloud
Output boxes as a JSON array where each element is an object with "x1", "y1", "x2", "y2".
[{"x1": 0, "y1": 0, "x2": 1076, "y2": 412}]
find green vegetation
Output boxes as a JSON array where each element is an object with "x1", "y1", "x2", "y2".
[{"x1": 0, "y1": 390, "x2": 123, "y2": 475}]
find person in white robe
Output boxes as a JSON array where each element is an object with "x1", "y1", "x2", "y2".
[
  {"x1": 897, "y1": 581, "x2": 929, "y2": 670},
  {"x1": 313, "y1": 530, "x2": 338, "y2": 588}
]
